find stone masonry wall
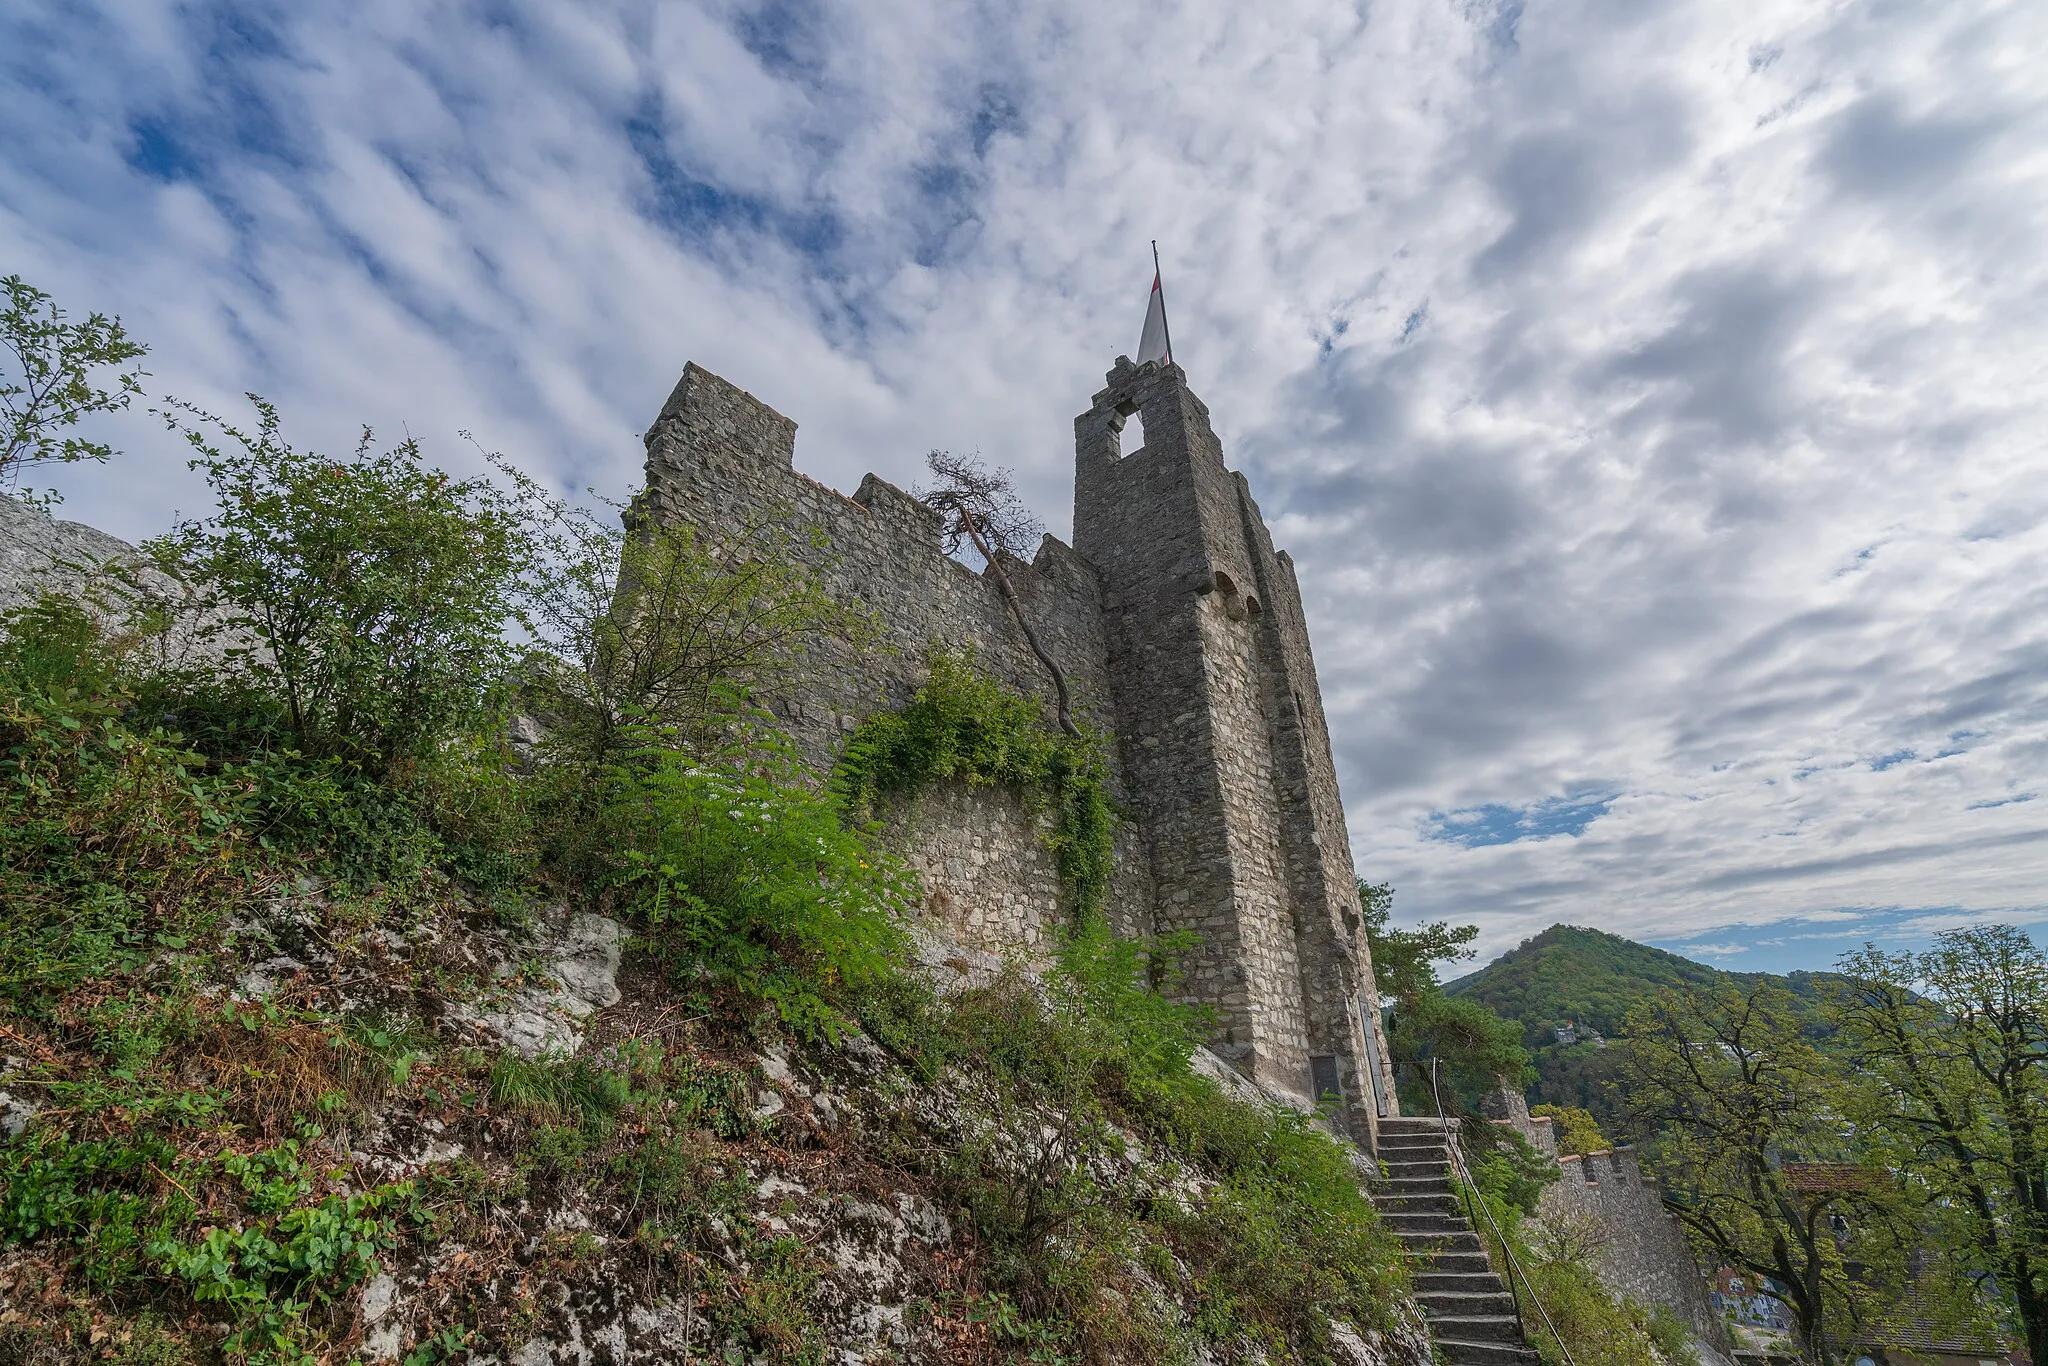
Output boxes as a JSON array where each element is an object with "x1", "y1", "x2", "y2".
[
  {"x1": 1521, "y1": 1117, "x2": 1731, "y2": 1355},
  {"x1": 631, "y1": 363, "x2": 1157, "y2": 951},
  {"x1": 877, "y1": 778, "x2": 1064, "y2": 965}
]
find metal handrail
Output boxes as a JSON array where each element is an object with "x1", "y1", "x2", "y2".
[{"x1": 1426, "y1": 1057, "x2": 1577, "y2": 1366}]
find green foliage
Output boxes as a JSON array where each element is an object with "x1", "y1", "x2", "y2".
[
  {"x1": 1359, "y1": 882, "x2": 1530, "y2": 1118},
  {"x1": 1446, "y1": 923, "x2": 1843, "y2": 1049},
  {"x1": 1618, "y1": 979, "x2": 1910, "y2": 1361},
  {"x1": 1830, "y1": 926, "x2": 2048, "y2": 1364},
  {"x1": 1, "y1": 273, "x2": 148, "y2": 504},
  {"x1": 608, "y1": 716, "x2": 916, "y2": 1038},
  {"x1": 1468, "y1": 1128, "x2": 1558, "y2": 1217},
  {"x1": 1357, "y1": 879, "x2": 1478, "y2": 1005},
  {"x1": 0, "y1": 1130, "x2": 201, "y2": 1287},
  {"x1": 1389, "y1": 989, "x2": 1530, "y2": 1115},
  {"x1": 1529, "y1": 1103, "x2": 1608, "y2": 1157},
  {"x1": 1, "y1": 1121, "x2": 410, "y2": 1364},
  {"x1": 856, "y1": 924, "x2": 1408, "y2": 1363},
  {"x1": 1449, "y1": 923, "x2": 1848, "y2": 1131},
  {"x1": 152, "y1": 1182, "x2": 411, "y2": 1363},
  {"x1": 518, "y1": 488, "x2": 874, "y2": 770},
  {"x1": 0, "y1": 599, "x2": 250, "y2": 1006},
  {"x1": 836, "y1": 648, "x2": 1118, "y2": 918},
  {"x1": 151, "y1": 397, "x2": 531, "y2": 773},
  {"x1": 488, "y1": 1050, "x2": 634, "y2": 1128}
]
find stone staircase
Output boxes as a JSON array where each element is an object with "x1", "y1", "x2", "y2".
[{"x1": 1373, "y1": 1117, "x2": 1541, "y2": 1365}]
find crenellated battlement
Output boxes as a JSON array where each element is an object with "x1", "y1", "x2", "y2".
[{"x1": 633, "y1": 357, "x2": 1399, "y2": 1148}]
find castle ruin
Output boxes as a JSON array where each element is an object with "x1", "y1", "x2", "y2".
[{"x1": 631, "y1": 355, "x2": 1401, "y2": 1147}]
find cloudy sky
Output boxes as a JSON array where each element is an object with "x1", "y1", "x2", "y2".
[{"x1": 6, "y1": 0, "x2": 2046, "y2": 973}]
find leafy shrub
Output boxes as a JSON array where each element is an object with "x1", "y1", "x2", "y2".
[
  {"x1": 1468, "y1": 1127, "x2": 1559, "y2": 1216},
  {"x1": 518, "y1": 490, "x2": 874, "y2": 771},
  {"x1": 607, "y1": 716, "x2": 916, "y2": 1038},
  {"x1": 1, "y1": 272, "x2": 148, "y2": 505},
  {"x1": 836, "y1": 648, "x2": 1117, "y2": 918},
  {"x1": 0, "y1": 1131, "x2": 200, "y2": 1287},
  {"x1": 0, "y1": 599, "x2": 250, "y2": 1005},
  {"x1": 152, "y1": 1183, "x2": 411, "y2": 1363},
  {"x1": 857, "y1": 922, "x2": 1409, "y2": 1363},
  {"x1": 150, "y1": 398, "x2": 531, "y2": 773}
]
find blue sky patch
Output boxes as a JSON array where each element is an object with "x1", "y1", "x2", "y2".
[
  {"x1": 1426, "y1": 790, "x2": 1617, "y2": 847},
  {"x1": 1649, "y1": 905, "x2": 2048, "y2": 975}
]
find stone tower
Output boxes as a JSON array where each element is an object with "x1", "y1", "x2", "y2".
[{"x1": 1074, "y1": 357, "x2": 1398, "y2": 1143}]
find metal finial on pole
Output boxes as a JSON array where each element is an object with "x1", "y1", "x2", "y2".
[{"x1": 1152, "y1": 240, "x2": 1175, "y2": 368}]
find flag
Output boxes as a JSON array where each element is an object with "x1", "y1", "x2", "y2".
[{"x1": 1136, "y1": 271, "x2": 1171, "y2": 367}]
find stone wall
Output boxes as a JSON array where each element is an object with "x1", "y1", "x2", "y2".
[
  {"x1": 1522, "y1": 1116, "x2": 1731, "y2": 1356},
  {"x1": 876, "y1": 778, "x2": 1064, "y2": 965}
]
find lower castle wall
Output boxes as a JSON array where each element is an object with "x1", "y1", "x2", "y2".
[
  {"x1": 1521, "y1": 1118, "x2": 1730, "y2": 1356},
  {"x1": 878, "y1": 778, "x2": 1064, "y2": 965}
]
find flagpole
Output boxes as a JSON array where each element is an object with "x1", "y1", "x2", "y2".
[{"x1": 1151, "y1": 239, "x2": 1174, "y2": 368}]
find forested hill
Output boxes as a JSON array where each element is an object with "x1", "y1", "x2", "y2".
[{"x1": 1442, "y1": 923, "x2": 1841, "y2": 1049}]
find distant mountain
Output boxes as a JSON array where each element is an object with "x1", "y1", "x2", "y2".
[
  {"x1": 1443, "y1": 924, "x2": 1842, "y2": 1044},
  {"x1": 1442, "y1": 924, "x2": 1846, "y2": 1122}
]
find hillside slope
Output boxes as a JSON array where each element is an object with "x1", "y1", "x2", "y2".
[
  {"x1": 1443, "y1": 924, "x2": 1841, "y2": 1047},
  {"x1": 1443, "y1": 925, "x2": 1843, "y2": 1123}
]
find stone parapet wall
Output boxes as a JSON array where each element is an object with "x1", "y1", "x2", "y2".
[{"x1": 1517, "y1": 1116, "x2": 1730, "y2": 1356}]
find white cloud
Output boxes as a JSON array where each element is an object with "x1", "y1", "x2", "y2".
[{"x1": 4, "y1": 0, "x2": 2046, "y2": 971}]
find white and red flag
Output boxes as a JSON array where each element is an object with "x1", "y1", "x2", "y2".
[{"x1": 1136, "y1": 244, "x2": 1173, "y2": 366}]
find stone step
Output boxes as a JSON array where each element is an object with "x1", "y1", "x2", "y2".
[
  {"x1": 1378, "y1": 1193, "x2": 1461, "y2": 1215},
  {"x1": 1415, "y1": 1270, "x2": 1506, "y2": 1293},
  {"x1": 1392, "y1": 1232, "x2": 1487, "y2": 1257},
  {"x1": 1376, "y1": 1117, "x2": 1457, "y2": 1133},
  {"x1": 1382, "y1": 1212, "x2": 1468, "y2": 1235},
  {"x1": 1418, "y1": 1289, "x2": 1517, "y2": 1318},
  {"x1": 1427, "y1": 1315, "x2": 1523, "y2": 1345},
  {"x1": 1378, "y1": 1132, "x2": 1452, "y2": 1150},
  {"x1": 1436, "y1": 1339, "x2": 1540, "y2": 1365},
  {"x1": 1380, "y1": 1160, "x2": 1451, "y2": 1180},
  {"x1": 1407, "y1": 1249, "x2": 1494, "y2": 1274}
]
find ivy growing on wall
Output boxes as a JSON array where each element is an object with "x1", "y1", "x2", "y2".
[{"x1": 832, "y1": 649, "x2": 1117, "y2": 920}]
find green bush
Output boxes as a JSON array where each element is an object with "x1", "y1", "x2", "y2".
[
  {"x1": 520, "y1": 495, "x2": 874, "y2": 771},
  {"x1": 152, "y1": 1182, "x2": 411, "y2": 1363},
  {"x1": 835, "y1": 648, "x2": 1116, "y2": 919},
  {"x1": 150, "y1": 398, "x2": 531, "y2": 773},
  {"x1": 606, "y1": 715, "x2": 916, "y2": 1038},
  {"x1": 0, "y1": 599, "x2": 250, "y2": 1006},
  {"x1": 857, "y1": 922, "x2": 1409, "y2": 1363},
  {"x1": 1530, "y1": 1102, "x2": 1609, "y2": 1158}
]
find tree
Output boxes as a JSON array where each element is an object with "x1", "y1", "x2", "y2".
[
  {"x1": 1, "y1": 274, "x2": 148, "y2": 503},
  {"x1": 1618, "y1": 980, "x2": 1909, "y2": 1363},
  {"x1": 517, "y1": 480, "x2": 873, "y2": 772},
  {"x1": 918, "y1": 449, "x2": 1079, "y2": 738},
  {"x1": 1830, "y1": 926, "x2": 2048, "y2": 1364},
  {"x1": 151, "y1": 398, "x2": 531, "y2": 773},
  {"x1": 1529, "y1": 1103, "x2": 1608, "y2": 1158},
  {"x1": 1359, "y1": 881, "x2": 1529, "y2": 1118}
]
